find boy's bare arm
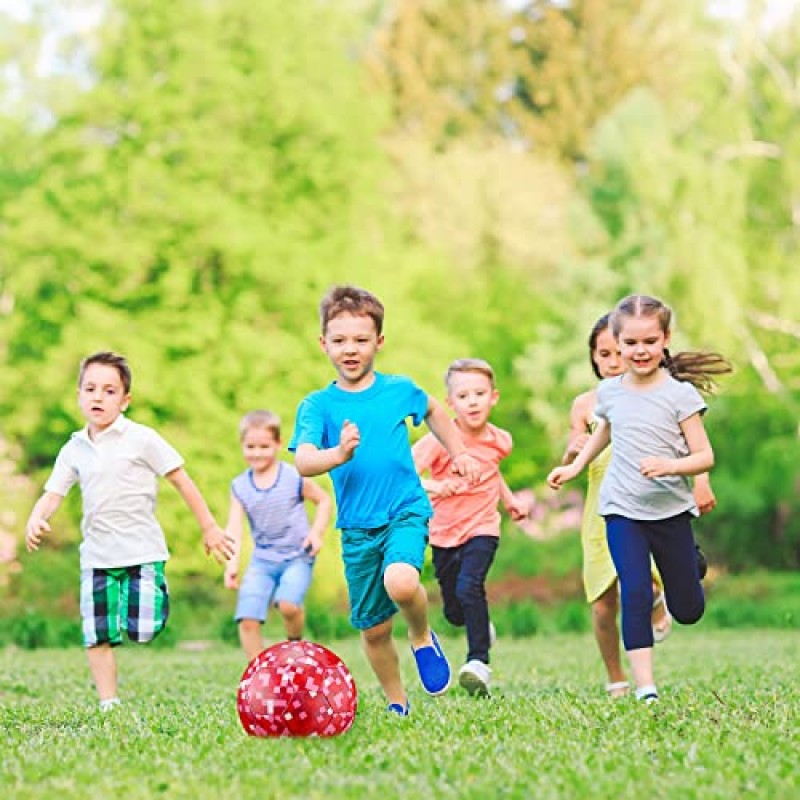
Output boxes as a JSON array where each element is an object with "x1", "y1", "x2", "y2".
[
  {"x1": 25, "y1": 491, "x2": 65, "y2": 551},
  {"x1": 165, "y1": 467, "x2": 235, "y2": 562},
  {"x1": 295, "y1": 420, "x2": 359, "y2": 477},
  {"x1": 300, "y1": 479, "x2": 332, "y2": 556},
  {"x1": 424, "y1": 397, "x2": 480, "y2": 482}
]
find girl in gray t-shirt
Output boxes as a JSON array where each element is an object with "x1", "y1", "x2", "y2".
[{"x1": 548, "y1": 294, "x2": 730, "y2": 705}]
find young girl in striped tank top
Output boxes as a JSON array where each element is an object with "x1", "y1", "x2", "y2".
[{"x1": 224, "y1": 410, "x2": 332, "y2": 660}]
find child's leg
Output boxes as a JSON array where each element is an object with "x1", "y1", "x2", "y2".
[
  {"x1": 453, "y1": 535, "x2": 498, "y2": 664},
  {"x1": 591, "y1": 582, "x2": 627, "y2": 690},
  {"x1": 432, "y1": 545, "x2": 465, "y2": 627},
  {"x1": 122, "y1": 563, "x2": 170, "y2": 644},
  {"x1": 605, "y1": 516, "x2": 656, "y2": 692},
  {"x1": 648, "y1": 513, "x2": 705, "y2": 625},
  {"x1": 273, "y1": 557, "x2": 314, "y2": 641},
  {"x1": 234, "y1": 559, "x2": 278, "y2": 658},
  {"x1": 361, "y1": 618, "x2": 406, "y2": 707},
  {"x1": 384, "y1": 562, "x2": 431, "y2": 648},
  {"x1": 86, "y1": 644, "x2": 118, "y2": 702},
  {"x1": 382, "y1": 516, "x2": 451, "y2": 696},
  {"x1": 238, "y1": 619, "x2": 266, "y2": 661},
  {"x1": 276, "y1": 602, "x2": 304, "y2": 640},
  {"x1": 80, "y1": 567, "x2": 125, "y2": 704}
]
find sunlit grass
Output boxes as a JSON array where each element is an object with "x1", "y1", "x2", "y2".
[{"x1": 1, "y1": 630, "x2": 797, "y2": 799}]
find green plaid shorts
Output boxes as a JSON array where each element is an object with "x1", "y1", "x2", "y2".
[{"x1": 79, "y1": 562, "x2": 169, "y2": 647}]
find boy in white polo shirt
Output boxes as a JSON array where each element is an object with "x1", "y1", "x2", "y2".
[{"x1": 25, "y1": 351, "x2": 234, "y2": 711}]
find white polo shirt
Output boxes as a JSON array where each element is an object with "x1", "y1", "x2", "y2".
[{"x1": 45, "y1": 415, "x2": 184, "y2": 570}]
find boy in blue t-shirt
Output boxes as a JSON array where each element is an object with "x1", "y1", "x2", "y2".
[{"x1": 289, "y1": 285, "x2": 480, "y2": 715}]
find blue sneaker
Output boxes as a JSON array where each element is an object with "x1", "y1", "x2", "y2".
[
  {"x1": 411, "y1": 631, "x2": 451, "y2": 696},
  {"x1": 387, "y1": 700, "x2": 410, "y2": 716}
]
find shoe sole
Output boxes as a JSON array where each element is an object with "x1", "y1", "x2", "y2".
[{"x1": 458, "y1": 670, "x2": 490, "y2": 697}]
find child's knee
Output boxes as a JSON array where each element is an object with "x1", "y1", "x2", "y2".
[
  {"x1": 361, "y1": 619, "x2": 393, "y2": 647},
  {"x1": 128, "y1": 624, "x2": 166, "y2": 644},
  {"x1": 277, "y1": 600, "x2": 303, "y2": 619},
  {"x1": 593, "y1": 592, "x2": 618, "y2": 625},
  {"x1": 455, "y1": 574, "x2": 485, "y2": 606},
  {"x1": 671, "y1": 596, "x2": 705, "y2": 625},
  {"x1": 384, "y1": 563, "x2": 421, "y2": 604}
]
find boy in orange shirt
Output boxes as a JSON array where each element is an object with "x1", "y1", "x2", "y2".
[{"x1": 412, "y1": 359, "x2": 528, "y2": 696}]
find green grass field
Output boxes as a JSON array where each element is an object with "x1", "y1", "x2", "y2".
[{"x1": 1, "y1": 630, "x2": 797, "y2": 800}]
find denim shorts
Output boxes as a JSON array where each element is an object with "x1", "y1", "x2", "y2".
[
  {"x1": 79, "y1": 562, "x2": 169, "y2": 648},
  {"x1": 341, "y1": 512, "x2": 429, "y2": 631},
  {"x1": 235, "y1": 556, "x2": 314, "y2": 623}
]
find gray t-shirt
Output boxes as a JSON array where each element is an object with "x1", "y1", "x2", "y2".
[{"x1": 595, "y1": 373, "x2": 707, "y2": 520}]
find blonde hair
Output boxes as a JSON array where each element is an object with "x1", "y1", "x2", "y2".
[
  {"x1": 239, "y1": 410, "x2": 281, "y2": 441},
  {"x1": 612, "y1": 294, "x2": 732, "y2": 394},
  {"x1": 445, "y1": 358, "x2": 496, "y2": 390}
]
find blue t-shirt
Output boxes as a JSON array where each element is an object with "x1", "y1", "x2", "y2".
[
  {"x1": 230, "y1": 462, "x2": 311, "y2": 564},
  {"x1": 288, "y1": 372, "x2": 433, "y2": 529}
]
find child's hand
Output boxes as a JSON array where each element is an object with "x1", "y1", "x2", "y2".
[
  {"x1": 639, "y1": 457, "x2": 676, "y2": 479},
  {"x1": 693, "y1": 478, "x2": 717, "y2": 515},
  {"x1": 428, "y1": 479, "x2": 462, "y2": 499},
  {"x1": 224, "y1": 566, "x2": 239, "y2": 589},
  {"x1": 451, "y1": 452, "x2": 481, "y2": 484},
  {"x1": 547, "y1": 465, "x2": 578, "y2": 490},
  {"x1": 337, "y1": 420, "x2": 360, "y2": 463},
  {"x1": 505, "y1": 495, "x2": 531, "y2": 522},
  {"x1": 203, "y1": 523, "x2": 236, "y2": 563},
  {"x1": 25, "y1": 517, "x2": 50, "y2": 552},
  {"x1": 302, "y1": 531, "x2": 323, "y2": 557}
]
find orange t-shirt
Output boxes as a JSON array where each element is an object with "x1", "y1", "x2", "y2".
[{"x1": 412, "y1": 423, "x2": 513, "y2": 548}]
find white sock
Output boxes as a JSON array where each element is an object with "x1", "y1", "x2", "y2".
[
  {"x1": 635, "y1": 684, "x2": 658, "y2": 701},
  {"x1": 99, "y1": 697, "x2": 121, "y2": 712}
]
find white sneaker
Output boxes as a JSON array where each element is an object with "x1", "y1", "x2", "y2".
[
  {"x1": 488, "y1": 621, "x2": 497, "y2": 648},
  {"x1": 458, "y1": 660, "x2": 492, "y2": 697},
  {"x1": 99, "y1": 698, "x2": 121, "y2": 713}
]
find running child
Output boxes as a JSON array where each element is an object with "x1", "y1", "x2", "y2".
[
  {"x1": 548, "y1": 295, "x2": 731, "y2": 703},
  {"x1": 413, "y1": 358, "x2": 528, "y2": 697},
  {"x1": 223, "y1": 410, "x2": 332, "y2": 660},
  {"x1": 562, "y1": 314, "x2": 716, "y2": 697},
  {"x1": 289, "y1": 285, "x2": 481, "y2": 716},
  {"x1": 25, "y1": 351, "x2": 234, "y2": 711}
]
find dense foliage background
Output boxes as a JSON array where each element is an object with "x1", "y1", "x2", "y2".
[{"x1": 1, "y1": 1, "x2": 798, "y2": 636}]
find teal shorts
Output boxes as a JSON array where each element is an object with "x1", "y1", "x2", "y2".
[{"x1": 341, "y1": 512, "x2": 429, "y2": 631}]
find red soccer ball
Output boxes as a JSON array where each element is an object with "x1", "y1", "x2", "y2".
[{"x1": 237, "y1": 640, "x2": 358, "y2": 737}]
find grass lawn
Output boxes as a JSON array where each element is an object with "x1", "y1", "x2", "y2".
[{"x1": 1, "y1": 629, "x2": 797, "y2": 799}]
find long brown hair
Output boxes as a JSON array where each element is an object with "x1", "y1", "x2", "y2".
[{"x1": 611, "y1": 295, "x2": 732, "y2": 394}]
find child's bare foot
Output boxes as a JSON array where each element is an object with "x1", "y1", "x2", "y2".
[
  {"x1": 651, "y1": 591, "x2": 673, "y2": 643},
  {"x1": 605, "y1": 680, "x2": 630, "y2": 698}
]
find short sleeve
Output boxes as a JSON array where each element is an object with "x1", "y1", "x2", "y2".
[
  {"x1": 675, "y1": 381, "x2": 707, "y2": 422},
  {"x1": 493, "y1": 426, "x2": 513, "y2": 459},
  {"x1": 43, "y1": 443, "x2": 79, "y2": 497},
  {"x1": 412, "y1": 433, "x2": 440, "y2": 473},
  {"x1": 406, "y1": 379, "x2": 429, "y2": 427},
  {"x1": 288, "y1": 396, "x2": 324, "y2": 452},
  {"x1": 141, "y1": 429, "x2": 184, "y2": 476},
  {"x1": 595, "y1": 379, "x2": 613, "y2": 421}
]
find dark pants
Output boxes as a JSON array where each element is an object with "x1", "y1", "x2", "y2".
[
  {"x1": 432, "y1": 535, "x2": 499, "y2": 664},
  {"x1": 605, "y1": 513, "x2": 705, "y2": 651}
]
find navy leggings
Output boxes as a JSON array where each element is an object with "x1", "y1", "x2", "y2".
[
  {"x1": 605, "y1": 513, "x2": 705, "y2": 651},
  {"x1": 432, "y1": 535, "x2": 498, "y2": 664}
]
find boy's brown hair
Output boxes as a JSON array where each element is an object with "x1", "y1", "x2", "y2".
[
  {"x1": 78, "y1": 351, "x2": 132, "y2": 394},
  {"x1": 319, "y1": 285, "x2": 385, "y2": 335},
  {"x1": 239, "y1": 410, "x2": 281, "y2": 442},
  {"x1": 445, "y1": 358, "x2": 496, "y2": 391}
]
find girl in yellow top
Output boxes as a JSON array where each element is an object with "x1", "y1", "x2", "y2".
[{"x1": 562, "y1": 314, "x2": 715, "y2": 697}]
